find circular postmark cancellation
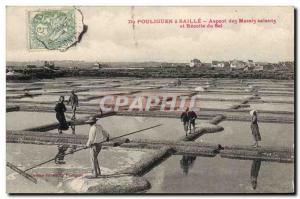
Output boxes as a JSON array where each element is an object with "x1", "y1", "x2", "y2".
[{"x1": 29, "y1": 8, "x2": 84, "y2": 51}]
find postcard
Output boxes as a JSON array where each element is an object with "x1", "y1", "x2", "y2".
[{"x1": 6, "y1": 6, "x2": 294, "y2": 194}]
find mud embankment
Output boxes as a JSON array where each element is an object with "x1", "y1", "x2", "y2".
[{"x1": 7, "y1": 67, "x2": 294, "y2": 82}]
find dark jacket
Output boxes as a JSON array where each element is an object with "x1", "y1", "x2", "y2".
[
  {"x1": 55, "y1": 102, "x2": 68, "y2": 130},
  {"x1": 181, "y1": 112, "x2": 189, "y2": 122},
  {"x1": 55, "y1": 102, "x2": 66, "y2": 114},
  {"x1": 188, "y1": 111, "x2": 197, "y2": 120}
]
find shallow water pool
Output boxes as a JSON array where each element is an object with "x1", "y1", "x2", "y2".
[
  {"x1": 144, "y1": 155, "x2": 294, "y2": 193},
  {"x1": 197, "y1": 121, "x2": 294, "y2": 147}
]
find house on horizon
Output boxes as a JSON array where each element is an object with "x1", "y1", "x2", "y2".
[
  {"x1": 201, "y1": 63, "x2": 212, "y2": 68},
  {"x1": 243, "y1": 59, "x2": 256, "y2": 71},
  {"x1": 253, "y1": 62, "x2": 274, "y2": 71},
  {"x1": 278, "y1": 61, "x2": 294, "y2": 71},
  {"x1": 92, "y1": 62, "x2": 107, "y2": 69},
  {"x1": 230, "y1": 59, "x2": 246, "y2": 69},
  {"x1": 247, "y1": 60, "x2": 255, "y2": 67},
  {"x1": 189, "y1": 59, "x2": 202, "y2": 67},
  {"x1": 44, "y1": 61, "x2": 55, "y2": 69},
  {"x1": 212, "y1": 61, "x2": 230, "y2": 68}
]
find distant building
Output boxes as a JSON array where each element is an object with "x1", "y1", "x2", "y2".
[
  {"x1": 253, "y1": 63, "x2": 273, "y2": 71},
  {"x1": 211, "y1": 61, "x2": 218, "y2": 67},
  {"x1": 243, "y1": 66, "x2": 250, "y2": 71},
  {"x1": 230, "y1": 60, "x2": 246, "y2": 69},
  {"x1": 44, "y1": 61, "x2": 55, "y2": 69},
  {"x1": 93, "y1": 63, "x2": 103, "y2": 69},
  {"x1": 201, "y1": 63, "x2": 212, "y2": 68},
  {"x1": 212, "y1": 61, "x2": 230, "y2": 68},
  {"x1": 223, "y1": 61, "x2": 230, "y2": 69},
  {"x1": 278, "y1": 61, "x2": 294, "y2": 71},
  {"x1": 247, "y1": 60, "x2": 255, "y2": 67},
  {"x1": 189, "y1": 59, "x2": 202, "y2": 67},
  {"x1": 243, "y1": 60, "x2": 256, "y2": 71},
  {"x1": 253, "y1": 65, "x2": 264, "y2": 71},
  {"x1": 263, "y1": 64, "x2": 275, "y2": 70}
]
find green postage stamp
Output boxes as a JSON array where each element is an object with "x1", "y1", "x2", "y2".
[{"x1": 28, "y1": 8, "x2": 84, "y2": 51}]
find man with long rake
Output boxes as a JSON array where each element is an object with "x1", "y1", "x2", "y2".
[{"x1": 85, "y1": 117, "x2": 110, "y2": 178}]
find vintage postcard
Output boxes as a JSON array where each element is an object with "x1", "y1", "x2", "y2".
[{"x1": 6, "y1": 6, "x2": 294, "y2": 194}]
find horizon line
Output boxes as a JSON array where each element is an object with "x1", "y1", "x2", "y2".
[{"x1": 6, "y1": 59, "x2": 295, "y2": 64}]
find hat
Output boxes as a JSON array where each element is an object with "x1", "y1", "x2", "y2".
[
  {"x1": 85, "y1": 117, "x2": 97, "y2": 124},
  {"x1": 250, "y1": 110, "x2": 257, "y2": 116}
]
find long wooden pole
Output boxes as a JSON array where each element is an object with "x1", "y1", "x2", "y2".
[
  {"x1": 24, "y1": 124, "x2": 162, "y2": 172},
  {"x1": 7, "y1": 162, "x2": 37, "y2": 184}
]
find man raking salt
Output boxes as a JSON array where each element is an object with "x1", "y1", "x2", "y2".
[{"x1": 85, "y1": 117, "x2": 110, "y2": 178}]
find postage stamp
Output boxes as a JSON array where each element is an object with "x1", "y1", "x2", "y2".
[{"x1": 28, "y1": 8, "x2": 84, "y2": 51}]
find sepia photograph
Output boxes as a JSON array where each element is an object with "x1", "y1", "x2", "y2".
[{"x1": 5, "y1": 6, "x2": 295, "y2": 194}]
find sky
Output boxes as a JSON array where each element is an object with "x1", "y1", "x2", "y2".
[{"x1": 6, "y1": 6, "x2": 294, "y2": 63}]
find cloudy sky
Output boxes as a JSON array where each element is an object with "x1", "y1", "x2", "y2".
[{"x1": 6, "y1": 6, "x2": 294, "y2": 63}]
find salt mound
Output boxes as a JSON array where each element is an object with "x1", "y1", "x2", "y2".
[{"x1": 62, "y1": 174, "x2": 151, "y2": 193}]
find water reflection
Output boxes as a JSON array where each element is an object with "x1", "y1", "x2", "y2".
[
  {"x1": 69, "y1": 122, "x2": 77, "y2": 153},
  {"x1": 70, "y1": 123, "x2": 77, "y2": 153},
  {"x1": 55, "y1": 145, "x2": 69, "y2": 164},
  {"x1": 54, "y1": 122, "x2": 77, "y2": 164},
  {"x1": 180, "y1": 155, "x2": 197, "y2": 175},
  {"x1": 179, "y1": 155, "x2": 263, "y2": 189},
  {"x1": 250, "y1": 159, "x2": 261, "y2": 190},
  {"x1": 71, "y1": 123, "x2": 76, "y2": 135}
]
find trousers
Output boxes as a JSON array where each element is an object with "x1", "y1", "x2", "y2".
[{"x1": 89, "y1": 143, "x2": 102, "y2": 176}]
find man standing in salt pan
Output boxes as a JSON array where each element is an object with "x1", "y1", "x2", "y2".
[
  {"x1": 85, "y1": 117, "x2": 110, "y2": 178},
  {"x1": 67, "y1": 90, "x2": 79, "y2": 120},
  {"x1": 250, "y1": 110, "x2": 261, "y2": 148}
]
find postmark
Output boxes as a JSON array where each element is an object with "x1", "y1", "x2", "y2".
[{"x1": 28, "y1": 8, "x2": 84, "y2": 51}]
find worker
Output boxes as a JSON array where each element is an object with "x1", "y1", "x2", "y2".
[
  {"x1": 85, "y1": 117, "x2": 110, "y2": 178},
  {"x1": 250, "y1": 110, "x2": 261, "y2": 147},
  {"x1": 55, "y1": 96, "x2": 69, "y2": 134},
  {"x1": 67, "y1": 90, "x2": 79, "y2": 120},
  {"x1": 188, "y1": 109, "x2": 197, "y2": 133},
  {"x1": 177, "y1": 79, "x2": 182, "y2": 86},
  {"x1": 181, "y1": 108, "x2": 189, "y2": 136}
]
